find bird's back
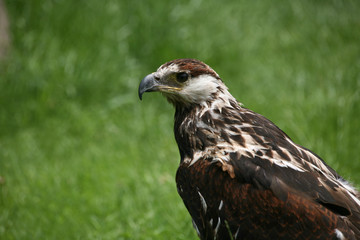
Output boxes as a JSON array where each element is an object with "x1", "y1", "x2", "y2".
[{"x1": 175, "y1": 105, "x2": 360, "y2": 240}]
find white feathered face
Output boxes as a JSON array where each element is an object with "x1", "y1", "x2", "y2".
[{"x1": 139, "y1": 59, "x2": 227, "y2": 106}]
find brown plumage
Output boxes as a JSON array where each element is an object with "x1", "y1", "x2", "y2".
[{"x1": 138, "y1": 58, "x2": 360, "y2": 240}]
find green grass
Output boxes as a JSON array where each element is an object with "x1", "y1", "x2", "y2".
[{"x1": 1, "y1": 0, "x2": 359, "y2": 239}]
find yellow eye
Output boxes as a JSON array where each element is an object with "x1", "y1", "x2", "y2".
[{"x1": 176, "y1": 72, "x2": 189, "y2": 83}]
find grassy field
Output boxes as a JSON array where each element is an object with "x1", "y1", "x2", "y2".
[{"x1": 1, "y1": 0, "x2": 359, "y2": 239}]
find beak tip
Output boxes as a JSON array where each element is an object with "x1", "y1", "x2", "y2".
[{"x1": 138, "y1": 74, "x2": 156, "y2": 101}]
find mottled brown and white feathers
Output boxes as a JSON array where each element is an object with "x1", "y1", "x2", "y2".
[{"x1": 138, "y1": 58, "x2": 360, "y2": 240}]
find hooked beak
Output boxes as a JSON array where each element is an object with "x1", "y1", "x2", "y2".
[{"x1": 138, "y1": 74, "x2": 159, "y2": 100}]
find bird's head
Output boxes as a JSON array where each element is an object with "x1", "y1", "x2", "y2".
[{"x1": 138, "y1": 59, "x2": 229, "y2": 107}]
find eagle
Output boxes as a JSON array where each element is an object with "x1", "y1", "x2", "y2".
[{"x1": 138, "y1": 58, "x2": 360, "y2": 240}]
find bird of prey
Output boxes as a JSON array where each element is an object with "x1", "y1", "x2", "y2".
[{"x1": 138, "y1": 58, "x2": 360, "y2": 240}]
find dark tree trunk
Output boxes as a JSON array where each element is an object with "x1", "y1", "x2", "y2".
[{"x1": 0, "y1": 0, "x2": 10, "y2": 60}]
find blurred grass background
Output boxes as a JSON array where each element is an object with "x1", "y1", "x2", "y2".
[{"x1": 0, "y1": 0, "x2": 359, "y2": 239}]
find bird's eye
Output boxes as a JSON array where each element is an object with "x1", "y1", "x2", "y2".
[{"x1": 176, "y1": 72, "x2": 189, "y2": 83}]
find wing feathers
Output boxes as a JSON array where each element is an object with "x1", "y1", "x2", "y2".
[{"x1": 229, "y1": 153, "x2": 358, "y2": 217}]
